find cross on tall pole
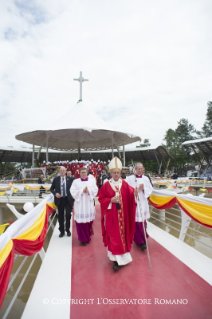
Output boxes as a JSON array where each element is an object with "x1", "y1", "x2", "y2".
[{"x1": 73, "y1": 71, "x2": 89, "y2": 101}]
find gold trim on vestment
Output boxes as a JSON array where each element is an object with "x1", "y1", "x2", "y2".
[{"x1": 115, "y1": 185, "x2": 126, "y2": 253}]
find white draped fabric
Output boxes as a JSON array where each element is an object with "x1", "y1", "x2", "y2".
[
  {"x1": 70, "y1": 177, "x2": 98, "y2": 223},
  {"x1": 126, "y1": 175, "x2": 153, "y2": 221},
  {"x1": 0, "y1": 194, "x2": 54, "y2": 251}
]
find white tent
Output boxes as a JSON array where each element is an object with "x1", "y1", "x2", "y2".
[{"x1": 16, "y1": 102, "x2": 141, "y2": 163}]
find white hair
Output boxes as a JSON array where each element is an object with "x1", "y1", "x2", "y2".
[{"x1": 135, "y1": 163, "x2": 144, "y2": 169}]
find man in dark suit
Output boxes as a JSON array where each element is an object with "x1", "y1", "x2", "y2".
[{"x1": 50, "y1": 166, "x2": 74, "y2": 238}]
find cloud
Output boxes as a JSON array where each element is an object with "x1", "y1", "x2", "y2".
[{"x1": 0, "y1": 0, "x2": 212, "y2": 151}]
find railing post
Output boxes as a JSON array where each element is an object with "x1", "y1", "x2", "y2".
[
  {"x1": 158, "y1": 209, "x2": 165, "y2": 220},
  {"x1": 0, "y1": 207, "x2": 4, "y2": 225},
  {"x1": 179, "y1": 208, "x2": 191, "y2": 241},
  {"x1": 38, "y1": 248, "x2": 46, "y2": 261}
]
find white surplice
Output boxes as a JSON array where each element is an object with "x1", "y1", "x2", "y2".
[
  {"x1": 126, "y1": 175, "x2": 153, "y2": 221},
  {"x1": 70, "y1": 176, "x2": 98, "y2": 223}
]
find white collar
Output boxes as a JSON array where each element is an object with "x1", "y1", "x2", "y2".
[{"x1": 109, "y1": 178, "x2": 122, "y2": 192}]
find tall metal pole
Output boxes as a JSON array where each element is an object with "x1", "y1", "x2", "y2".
[
  {"x1": 46, "y1": 138, "x2": 48, "y2": 163},
  {"x1": 123, "y1": 145, "x2": 125, "y2": 166},
  {"x1": 111, "y1": 136, "x2": 114, "y2": 157},
  {"x1": 32, "y1": 144, "x2": 35, "y2": 168}
]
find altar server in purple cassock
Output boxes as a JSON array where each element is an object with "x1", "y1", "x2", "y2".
[
  {"x1": 70, "y1": 167, "x2": 98, "y2": 246},
  {"x1": 126, "y1": 163, "x2": 153, "y2": 251}
]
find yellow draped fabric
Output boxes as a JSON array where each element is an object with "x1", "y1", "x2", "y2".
[
  {"x1": 149, "y1": 194, "x2": 175, "y2": 206},
  {"x1": 0, "y1": 240, "x2": 13, "y2": 268},
  {"x1": 0, "y1": 223, "x2": 10, "y2": 235},
  {"x1": 42, "y1": 186, "x2": 50, "y2": 190},
  {"x1": 24, "y1": 185, "x2": 50, "y2": 190},
  {"x1": 0, "y1": 186, "x2": 12, "y2": 190},
  {"x1": 15, "y1": 206, "x2": 46, "y2": 241},
  {"x1": 177, "y1": 198, "x2": 212, "y2": 227}
]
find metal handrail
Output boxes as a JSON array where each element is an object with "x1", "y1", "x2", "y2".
[
  {"x1": 46, "y1": 211, "x2": 57, "y2": 234},
  {"x1": 166, "y1": 206, "x2": 181, "y2": 212},
  {"x1": 2, "y1": 254, "x2": 38, "y2": 319},
  {"x1": 7, "y1": 256, "x2": 28, "y2": 291},
  {"x1": 151, "y1": 210, "x2": 182, "y2": 226},
  {"x1": 185, "y1": 226, "x2": 212, "y2": 239},
  {"x1": 150, "y1": 215, "x2": 180, "y2": 232},
  {"x1": 164, "y1": 210, "x2": 182, "y2": 219},
  {"x1": 182, "y1": 232, "x2": 212, "y2": 250}
]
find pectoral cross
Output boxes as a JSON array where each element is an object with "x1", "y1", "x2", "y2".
[{"x1": 73, "y1": 71, "x2": 89, "y2": 101}]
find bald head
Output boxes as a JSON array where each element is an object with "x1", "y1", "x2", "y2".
[{"x1": 135, "y1": 163, "x2": 144, "y2": 176}]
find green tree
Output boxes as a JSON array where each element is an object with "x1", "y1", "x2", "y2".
[
  {"x1": 136, "y1": 138, "x2": 151, "y2": 148},
  {"x1": 163, "y1": 119, "x2": 197, "y2": 168},
  {"x1": 163, "y1": 128, "x2": 186, "y2": 167},
  {"x1": 202, "y1": 101, "x2": 212, "y2": 137},
  {"x1": 175, "y1": 118, "x2": 196, "y2": 143},
  {"x1": 163, "y1": 129, "x2": 178, "y2": 154}
]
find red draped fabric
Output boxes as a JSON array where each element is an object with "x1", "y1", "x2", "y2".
[
  {"x1": 0, "y1": 246, "x2": 14, "y2": 309},
  {"x1": 13, "y1": 204, "x2": 54, "y2": 255},
  {"x1": 148, "y1": 197, "x2": 177, "y2": 210}
]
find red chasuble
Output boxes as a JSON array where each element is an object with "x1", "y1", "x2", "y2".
[{"x1": 99, "y1": 179, "x2": 136, "y2": 255}]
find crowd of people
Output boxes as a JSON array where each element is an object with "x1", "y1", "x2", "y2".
[
  {"x1": 50, "y1": 157, "x2": 153, "y2": 272},
  {"x1": 42, "y1": 159, "x2": 108, "y2": 180}
]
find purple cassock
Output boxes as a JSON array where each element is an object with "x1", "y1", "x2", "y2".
[
  {"x1": 134, "y1": 221, "x2": 149, "y2": 245},
  {"x1": 75, "y1": 221, "x2": 94, "y2": 242}
]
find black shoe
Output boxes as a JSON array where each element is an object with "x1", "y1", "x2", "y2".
[
  {"x1": 67, "y1": 231, "x2": 71, "y2": 237},
  {"x1": 141, "y1": 243, "x2": 147, "y2": 251},
  {"x1": 113, "y1": 261, "x2": 121, "y2": 271},
  {"x1": 81, "y1": 242, "x2": 87, "y2": 246},
  {"x1": 59, "y1": 233, "x2": 64, "y2": 238}
]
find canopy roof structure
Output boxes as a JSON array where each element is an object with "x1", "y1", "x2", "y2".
[
  {"x1": 15, "y1": 102, "x2": 141, "y2": 153},
  {"x1": 0, "y1": 145, "x2": 173, "y2": 174},
  {"x1": 182, "y1": 137, "x2": 212, "y2": 155},
  {"x1": 182, "y1": 137, "x2": 212, "y2": 168}
]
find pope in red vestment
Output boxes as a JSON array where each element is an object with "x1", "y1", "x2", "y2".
[{"x1": 98, "y1": 157, "x2": 137, "y2": 271}]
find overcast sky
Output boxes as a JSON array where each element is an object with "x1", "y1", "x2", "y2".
[{"x1": 0, "y1": 0, "x2": 212, "y2": 150}]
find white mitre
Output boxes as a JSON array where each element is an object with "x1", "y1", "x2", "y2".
[{"x1": 108, "y1": 157, "x2": 122, "y2": 171}]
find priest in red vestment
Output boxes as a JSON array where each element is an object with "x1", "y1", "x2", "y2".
[{"x1": 98, "y1": 157, "x2": 137, "y2": 271}]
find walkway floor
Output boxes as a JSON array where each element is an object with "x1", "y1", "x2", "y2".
[{"x1": 71, "y1": 205, "x2": 212, "y2": 319}]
